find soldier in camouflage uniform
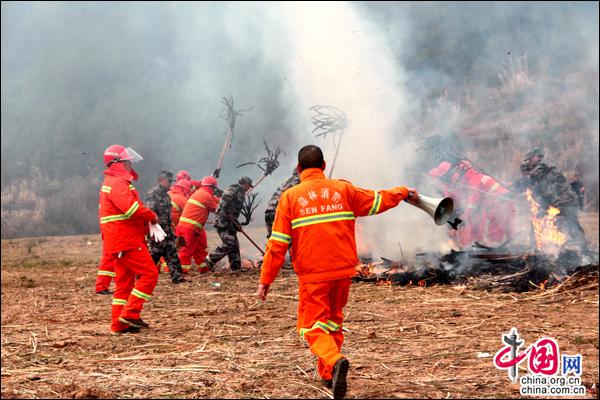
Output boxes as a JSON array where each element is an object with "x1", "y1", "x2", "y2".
[
  {"x1": 516, "y1": 148, "x2": 587, "y2": 251},
  {"x1": 205, "y1": 176, "x2": 253, "y2": 272},
  {"x1": 145, "y1": 171, "x2": 186, "y2": 283},
  {"x1": 265, "y1": 168, "x2": 300, "y2": 238}
]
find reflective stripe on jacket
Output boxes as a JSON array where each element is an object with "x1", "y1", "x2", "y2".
[
  {"x1": 260, "y1": 168, "x2": 410, "y2": 285},
  {"x1": 99, "y1": 163, "x2": 157, "y2": 253},
  {"x1": 168, "y1": 190, "x2": 188, "y2": 226},
  {"x1": 177, "y1": 186, "x2": 219, "y2": 234}
]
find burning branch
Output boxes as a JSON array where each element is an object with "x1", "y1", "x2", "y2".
[
  {"x1": 237, "y1": 141, "x2": 285, "y2": 192},
  {"x1": 309, "y1": 105, "x2": 347, "y2": 178},
  {"x1": 213, "y1": 96, "x2": 253, "y2": 178},
  {"x1": 240, "y1": 192, "x2": 260, "y2": 226}
]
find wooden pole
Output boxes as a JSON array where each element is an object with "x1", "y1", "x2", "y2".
[{"x1": 328, "y1": 129, "x2": 344, "y2": 178}]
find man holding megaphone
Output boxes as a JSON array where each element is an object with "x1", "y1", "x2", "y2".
[{"x1": 256, "y1": 144, "x2": 423, "y2": 399}]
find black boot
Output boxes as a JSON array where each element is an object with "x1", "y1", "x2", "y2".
[{"x1": 332, "y1": 357, "x2": 349, "y2": 399}]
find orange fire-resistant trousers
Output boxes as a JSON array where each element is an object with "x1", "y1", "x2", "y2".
[
  {"x1": 111, "y1": 245, "x2": 158, "y2": 332},
  {"x1": 95, "y1": 247, "x2": 116, "y2": 292},
  {"x1": 297, "y1": 277, "x2": 350, "y2": 380},
  {"x1": 177, "y1": 226, "x2": 209, "y2": 273}
]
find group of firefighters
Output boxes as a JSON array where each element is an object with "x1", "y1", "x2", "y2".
[
  {"x1": 96, "y1": 144, "x2": 256, "y2": 330},
  {"x1": 423, "y1": 138, "x2": 588, "y2": 252},
  {"x1": 94, "y1": 140, "x2": 588, "y2": 399}
]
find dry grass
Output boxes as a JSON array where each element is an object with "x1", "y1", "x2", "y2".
[{"x1": 1, "y1": 226, "x2": 599, "y2": 399}]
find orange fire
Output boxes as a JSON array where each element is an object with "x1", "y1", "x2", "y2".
[
  {"x1": 356, "y1": 263, "x2": 374, "y2": 278},
  {"x1": 539, "y1": 279, "x2": 548, "y2": 290},
  {"x1": 418, "y1": 280, "x2": 426, "y2": 287},
  {"x1": 525, "y1": 189, "x2": 566, "y2": 250}
]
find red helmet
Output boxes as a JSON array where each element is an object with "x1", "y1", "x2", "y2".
[
  {"x1": 201, "y1": 176, "x2": 218, "y2": 188},
  {"x1": 176, "y1": 170, "x2": 192, "y2": 181},
  {"x1": 174, "y1": 179, "x2": 192, "y2": 191},
  {"x1": 103, "y1": 144, "x2": 143, "y2": 166},
  {"x1": 428, "y1": 161, "x2": 452, "y2": 179}
]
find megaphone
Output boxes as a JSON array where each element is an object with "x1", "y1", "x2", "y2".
[{"x1": 406, "y1": 193, "x2": 454, "y2": 226}]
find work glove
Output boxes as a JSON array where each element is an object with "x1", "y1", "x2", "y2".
[{"x1": 149, "y1": 222, "x2": 167, "y2": 242}]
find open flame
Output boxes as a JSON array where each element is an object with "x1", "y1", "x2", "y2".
[{"x1": 525, "y1": 189, "x2": 566, "y2": 250}]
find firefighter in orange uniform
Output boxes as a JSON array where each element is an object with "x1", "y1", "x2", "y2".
[
  {"x1": 96, "y1": 190, "x2": 117, "y2": 295},
  {"x1": 429, "y1": 160, "x2": 514, "y2": 247},
  {"x1": 176, "y1": 176, "x2": 220, "y2": 274},
  {"x1": 95, "y1": 249, "x2": 116, "y2": 295},
  {"x1": 99, "y1": 144, "x2": 160, "y2": 334},
  {"x1": 478, "y1": 174, "x2": 514, "y2": 245},
  {"x1": 169, "y1": 178, "x2": 192, "y2": 226},
  {"x1": 155, "y1": 178, "x2": 191, "y2": 274},
  {"x1": 257, "y1": 145, "x2": 418, "y2": 399},
  {"x1": 190, "y1": 179, "x2": 202, "y2": 194},
  {"x1": 176, "y1": 170, "x2": 192, "y2": 182}
]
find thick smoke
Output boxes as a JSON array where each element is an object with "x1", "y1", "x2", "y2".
[{"x1": 2, "y1": 2, "x2": 598, "y2": 256}]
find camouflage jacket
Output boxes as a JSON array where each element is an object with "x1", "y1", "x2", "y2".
[
  {"x1": 512, "y1": 160, "x2": 537, "y2": 192},
  {"x1": 214, "y1": 183, "x2": 246, "y2": 229},
  {"x1": 528, "y1": 163, "x2": 578, "y2": 210},
  {"x1": 145, "y1": 185, "x2": 174, "y2": 235},
  {"x1": 265, "y1": 173, "x2": 301, "y2": 213}
]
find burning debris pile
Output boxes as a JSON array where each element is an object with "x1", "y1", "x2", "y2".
[{"x1": 354, "y1": 247, "x2": 599, "y2": 293}]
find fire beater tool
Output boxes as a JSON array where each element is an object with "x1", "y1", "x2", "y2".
[
  {"x1": 227, "y1": 215, "x2": 265, "y2": 256},
  {"x1": 309, "y1": 105, "x2": 347, "y2": 178},
  {"x1": 213, "y1": 96, "x2": 252, "y2": 178},
  {"x1": 237, "y1": 141, "x2": 284, "y2": 194}
]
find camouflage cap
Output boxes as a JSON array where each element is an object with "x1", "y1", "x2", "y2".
[
  {"x1": 238, "y1": 176, "x2": 253, "y2": 187},
  {"x1": 524, "y1": 147, "x2": 544, "y2": 161},
  {"x1": 158, "y1": 170, "x2": 174, "y2": 181}
]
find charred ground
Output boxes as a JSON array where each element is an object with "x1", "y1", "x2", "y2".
[{"x1": 1, "y1": 219, "x2": 599, "y2": 399}]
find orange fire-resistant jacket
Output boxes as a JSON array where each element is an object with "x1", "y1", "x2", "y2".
[
  {"x1": 260, "y1": 168, "x2": 410, "y2": 285},
  {"x1": 168, "y1": 186, "x2": 189, "y2": 226},
  {"x1": 99, "y1": 163, "x2": 157, "y2": 254},
  {"x1": 177, "y1": 186, "x2": 219, "y2": 234}
]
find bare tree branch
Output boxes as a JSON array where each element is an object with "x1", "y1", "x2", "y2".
[
  {"x1": 310, "y1": 105, "x2": 347, "y2": 177},
  {"x1": 213, "y1": 95, "x2": 253, "y2": 178},
  {"x1": 240, "y1": 192, "x2": 260, "y2": 225},
  {"x1": 236, "y1": 141, "x2": 285, "y2": 191}
]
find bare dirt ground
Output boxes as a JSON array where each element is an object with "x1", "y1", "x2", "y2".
[{"x1": 1, "y1": 214, "x2": 599, "y2": 399}]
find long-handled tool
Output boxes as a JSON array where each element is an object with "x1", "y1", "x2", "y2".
[
  {"x1": 227, "y1": 215, "x2": 265, "y2": 256},
  {"x1": 213, "y1": 96, "x2": 252, "y2": 178},
  {"x1": 237, "y1": 141, "x2": 284, "y2": 194},
  {"x1": 239, "y1": 226, "x2": 265, "y2": 256},
  {"x1": 309, "y1": 105, "x2": 347, "y2": 178}
]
